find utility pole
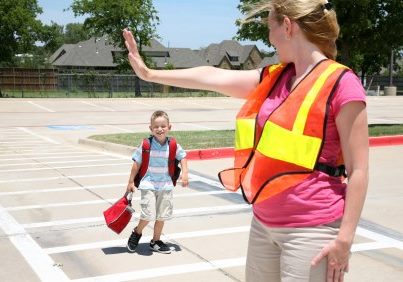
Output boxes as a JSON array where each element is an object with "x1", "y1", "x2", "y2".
[{"x1": 389, "y1": 49, "x2": 393, "y2": 86}]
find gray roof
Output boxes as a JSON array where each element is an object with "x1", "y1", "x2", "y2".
[
  {"x1": 258, "y1": 54, "x2": 279, "y2": 68},
  {"x1": 49, "y1": 44, "x2": 74, "y2": 64},
  {"x1": 50, "y1": 37, "x2": 208, "y2": 69},
  {"x1": 142, "y1": 39, "x2": 168, "y2": 52},
  {"x1": 50, "y1": 37, "x2": 261, "y2": 70},
  {"x1": 51, "y1": 36, "x2": 118, "y2": 68},
  {"x1": 198, "y1": 40, "x2": 260, "y2": 67},
  {"x1": 151, "y1": 48, "x2": 210, "y2": 69}
]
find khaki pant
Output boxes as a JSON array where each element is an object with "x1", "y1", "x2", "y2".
[
  {"x1": 140, "y1": 190, "x2": 173, "y2": 221},
  {"x1": 246, "y1": 216, "x2": 341, "y2": 282}
]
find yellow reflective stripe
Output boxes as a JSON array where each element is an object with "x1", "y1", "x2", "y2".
[
  {"x1": 257, "y1": 121, "x2": 321, "y2": 169},
  {"x1": 235, "y1": 118, "x2": 255, "y2": 150},
  {"x1": 268, "y1": 64, "x2": 283, "y2": 73},
  {"x1": 293, "y1": 63, "x2": 345, "y2": 134}
]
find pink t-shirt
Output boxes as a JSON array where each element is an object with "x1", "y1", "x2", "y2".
[{"x1": 254, "y1": 64, "x2": 366, "y2": 227}]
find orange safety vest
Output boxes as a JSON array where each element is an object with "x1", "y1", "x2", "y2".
[{"x1": 218, "y1": 59, "x2": 349, "y2": 204}]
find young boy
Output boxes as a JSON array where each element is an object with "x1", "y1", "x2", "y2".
[{"x1": 126, "y1": 110, "x2": 188, "y2": 254}]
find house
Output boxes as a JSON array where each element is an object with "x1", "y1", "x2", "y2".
[
  {"x1": 49, "y1": 36, "x2": 266, "y2": 72},
  {"x1": 49, "y1": 36, "x2": 209, "y2": 72},
  {"x1": 141, "y1": 40, "x2": 209, "y2": 69},
  {"x1": 49, "y1": 37, "x2": 120, "y2": 72},
  {"x1": 198, "y1": 40, "x2": 264, "y2": 70},
  {"x1": 258, "y1": 54, "x2": 279, "y2": 68}
]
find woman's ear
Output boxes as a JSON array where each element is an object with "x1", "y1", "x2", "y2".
[
  {"x1": 283, "y1": 16, "x2": 292, "y2": 40},
  {"x1": 168, "y1": 124, "x2": 172, "y2": 130},
  {"x1": 149, "y1": 125, "x2": 153, "y2": 132}
]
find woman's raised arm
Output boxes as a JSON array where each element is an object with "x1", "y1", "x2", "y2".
[{"x1": 123, "y1": 29, "x2": 260, "y2": 99}]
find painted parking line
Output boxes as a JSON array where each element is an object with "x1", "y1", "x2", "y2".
[
  {"x1": 0, "y1": 204, "x2": 69, "y2": 281},
  {"x1": 0, "y1": 161, "x2": 131, "y2": 173},
  {"x1": 21, "y1": 204, "x2": 251, "y2": 229},
  {"x1": 0, "y1": 141, "x2": 48, "y2": 145},
  {"x1": 0, "y1": 145, "x2": 73, "y2": 150},
  {"x1": 351, "y1": 241, "x2": 394, "y2": 252},
  {"x1": 27, "y1": 101, "x2": 56, "y2": 112},
  {"x1": 0, "y1": 183, "x2": 123, "y2": 196},
  {"x1": 0, "y1": 147, "x2": 80, "y2": 153},
  {"x1": 355, "y1": 227, "x2": 403, "y2": 250},
  {"x1": 81, "y1": 101, "x2": 116, "y2": 111},
  {"x1": 0, "y1": 154, "x2": 106, "y2": 161},
  {"x1": 72, "y1": 257, "x2": 246, "y2": 282},
  {"x1": 132, "y1": 100, "x2": 172, "y2": 110},
  {"x1": 17, "y1": 127, "x2": 59, "y2": 144},
  {"x1": 104, "y1": 125, "x2": 133, "y2": 133},
  {"x1": 184, "y1": 100, "x2": 225, "y2": 110},
  {"x1": 5, "y1": 190, "x2": 232, "y2": 211},
  {"x1": 177, "y1": 123, "x2": 214, "y2": 130},
  {"x1": 0, "y1": 158, "x2": 124, "y2": 168},
  {"x1": 45, "y1": 225, "x2": 250, "y2": 254},
  {"x1": 0, "y1": 172, "x2": 127, "y2": 184}
]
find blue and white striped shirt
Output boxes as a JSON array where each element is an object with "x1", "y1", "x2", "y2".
[{"x1": 132, "y1": 137, "x2": 186, "y2": 191}]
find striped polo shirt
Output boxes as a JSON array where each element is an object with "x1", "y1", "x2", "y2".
[{"x1": 132, "y1": 137, "x2": 186, "y2": 191}]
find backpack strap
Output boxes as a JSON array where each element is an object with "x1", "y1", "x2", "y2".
[
  {"x1": 134, "y1": 136, "x2": 152, "y2": 187},
  {"x1": 168, "y1": 137, "x2": 177, "y2": 180}
]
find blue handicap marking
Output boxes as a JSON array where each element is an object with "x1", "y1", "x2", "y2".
[{"x1": 47, "y1": 125, "x2": 96, "y2": 131}]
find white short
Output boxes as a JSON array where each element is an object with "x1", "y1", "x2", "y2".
[{"x1": 139, "y1": 189, "x2": 173, "y2": 221}]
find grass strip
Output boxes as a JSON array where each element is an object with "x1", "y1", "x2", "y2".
[{"x1": 89, "y1": 125, "x2": 403, "y2": 149}]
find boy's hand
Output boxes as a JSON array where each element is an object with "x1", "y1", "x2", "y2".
[
  {"x1": 127, "y1": 181, "x2": 136, "y2": 193},
  {"x1": 181, "y1": 174, "x2": 189, "y2": 187}
]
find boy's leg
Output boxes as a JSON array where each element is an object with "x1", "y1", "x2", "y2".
[
  {"x1": 152, "y1": 220, "x2": 164, "y2": 241},
  {"x1": 149, "y1": 190, "x2": 173, "y2": 254},
  {"x1": 127, "y1": 190, "x2": 155, "y2": 253},
  {"x1": 154, "y1": 190, "x2": 173, "y2": 222},
  {"x1": 134, "y1": 219, "x2": 149, "y2": 234}
]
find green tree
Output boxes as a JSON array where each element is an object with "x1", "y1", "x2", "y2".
[
  {"x1": 64, "y1": 23, "x2": 90, "y2": 44},
  {"x1": 0, "y1": 0, "x2": 43, "y2": 65},
  {"x1": 335, "y1": 0, "x2": 403, "y2": 79},
  {"x1": 235, "y1": 0, "x2": 403, "y2": 78},
  {"x1": 41, "y1": 22, "x2": 65, "y2": 54},
  {"x1": 71, "y1": 0, "x2": 159, "y2": 97}
]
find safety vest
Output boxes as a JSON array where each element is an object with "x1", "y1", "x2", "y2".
[
  {"x1": 134, "y1": 136, "x2": 181, "y2": 187},
  {"x1": 218, "y1": 59, "x2": 349, "y2": 204}
]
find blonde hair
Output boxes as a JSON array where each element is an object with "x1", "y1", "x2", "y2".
[
  {"x1": 150, "y1": 110, "x2": 170, "y2": 124},
  {"x1": 245, "y1": 0, "x2": 339, "y2": 59}
]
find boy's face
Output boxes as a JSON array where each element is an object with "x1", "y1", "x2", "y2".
[{"x1": 149, "y1": 116, "x2": 171, "y2": 144}]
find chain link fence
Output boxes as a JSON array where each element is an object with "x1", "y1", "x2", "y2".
[
  {"x1": 0, "y1": 68, "x2": 219, "y2": 98},
  {"x1": 0, "y1": 67, "x2": 401, "y2": 97}
]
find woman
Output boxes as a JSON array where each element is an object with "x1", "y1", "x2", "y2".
[{"x1": 123, "y1": 1, "x2": 368, "y2": 281}]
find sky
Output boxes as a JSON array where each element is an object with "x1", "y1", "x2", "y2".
[{"x1": 36, "y1": 0, "x2": 270, "y2": 51}]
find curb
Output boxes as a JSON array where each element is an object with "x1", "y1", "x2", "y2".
[
  {"x1": 368, "y1": 135, "x2": 403, "y2": 147},
  {"x1": 79, "y1": 135, "x2": 403, "y2": 161}
]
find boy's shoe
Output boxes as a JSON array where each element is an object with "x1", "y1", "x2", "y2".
[
  {"x1": 150, "y1": 240, "x2": 171, "y2": 254},
  {"x1": 127, "y1": 229, "x2": 142, "y2": 253}
]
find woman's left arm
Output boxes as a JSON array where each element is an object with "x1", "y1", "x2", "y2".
[
  {"x1": 312, "y1": 101, "x2": 369, "y2": 281},
  {"x1": 336, "y1": 101, "x2": 369, "y2": 252}
]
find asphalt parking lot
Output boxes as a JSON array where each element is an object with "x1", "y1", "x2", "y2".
[{"x1": 0, "y1": 97, "x2": 402, "y2": 282}]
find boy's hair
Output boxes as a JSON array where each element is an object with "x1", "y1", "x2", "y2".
[{"x1": 150, "y1": 110, "x2": 170, "y2": 124}]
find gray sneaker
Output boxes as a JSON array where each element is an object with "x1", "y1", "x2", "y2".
[{"x1": 150, "y1": 240, "x2": 171, "y2": 254}]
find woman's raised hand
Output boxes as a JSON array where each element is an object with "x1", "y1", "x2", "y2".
[{"x1": 122, "y1": 29, "x2": 151, "y2": 81}]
